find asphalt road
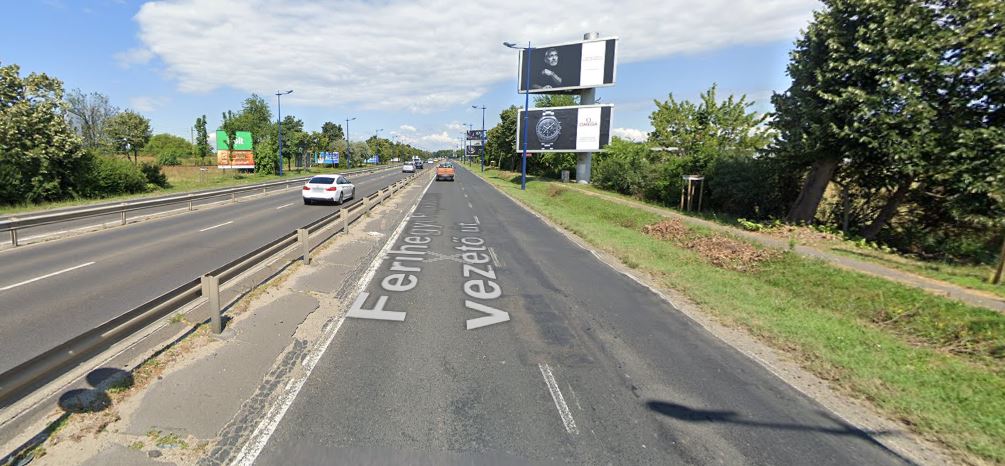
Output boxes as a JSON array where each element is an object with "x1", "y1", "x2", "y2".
[
  {"x1": 0, "y1": 170, "x2": 383, "y2": 247},
  {"x1": 0, "y1": 168, "x2": 411, "y2": 375},
  {"x1": 252, "y1": 165, "x2": 907, "y2": 465}
]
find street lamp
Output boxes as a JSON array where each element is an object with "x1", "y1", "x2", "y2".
[
  {"x1": 345, "y1": 117, "x2": 356, "y2": 169},
  {"x1": 504, "y1": 41, "x2": 531, "y2": 190},
  {"x1": 472, "y1": 105, "x2": 486, "y2": 172},
  {"x1": 275, "y1": 90, "x2": 293, "y2": 175},
  {"x1": 373, "y1": 128, "x2": 383, "y2": 164}
]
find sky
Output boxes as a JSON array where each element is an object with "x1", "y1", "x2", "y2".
[{"x1": 2, "y1": 0, "x2": 819, "y2": 151}]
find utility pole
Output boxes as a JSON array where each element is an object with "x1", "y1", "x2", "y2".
[{"x1": 275, "y1": 90, "x2": 293, "y2": 175}]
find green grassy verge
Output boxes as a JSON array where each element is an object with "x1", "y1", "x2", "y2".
[
  {"x1": 0, "y1": 165, "x2": 385, "y2": 216},
  {"x1": 477, "y1": 168, "x2": 1005, "y2": 464},
  {"x1": 560, "y1": 176, "x2": 1005, "y2": 301}
]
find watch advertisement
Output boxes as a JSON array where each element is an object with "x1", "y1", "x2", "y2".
[
  {"x1": 465, "y1": 144, "x2": 482, "y2": 155},
  {"x1": 516, "y1": 104, "x2": 612, "y2": 153},
  {"x1": 518, "y1": 37, "x2": 617, "y2": 93},
  {"x1": 466, "y1": 130, "x2": 485, "y2": 140}
]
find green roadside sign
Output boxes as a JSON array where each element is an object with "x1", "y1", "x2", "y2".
[{"x1": 216, "y1": 130, "x2": 253, "y2": 150}]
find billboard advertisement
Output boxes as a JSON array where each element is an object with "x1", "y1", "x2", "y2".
[
  {"x1": 465, "y1": 144, "x2": 482, "y2": 156},
  {"x1": 466, "y1": 129, "x2": 485, "y2": 140},
  {"x1": 366, "y1": 155, "x2": 380, "y2": 164},
  {"x1": 516, "y1": 104, "x2": 612, "y2": 153},
  {"x1": 518, "y1": 37, "x2": 617, "y2": 93},
  {"x1": 216, "y1": 130, "x2": 254, "y2": 169},
  {"x1": 315, "y1": 151, "x2": 340, "y2": 165}
]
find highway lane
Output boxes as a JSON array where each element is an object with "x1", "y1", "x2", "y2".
[
  {"x1": 0, "y1": 168, "x2": 413, "y2": 375},
  {"x1": 0, "y1": 168, "x2": 392, "y2": 247},
  {"x1": 252, "y1": 166, "x2": 905, "y2": 465}
]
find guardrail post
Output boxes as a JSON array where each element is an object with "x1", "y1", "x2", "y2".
[
  {"x1": 231, "y1": 193, "x2": 236, "y2": 203},
  {"x1": 120, "y1": 204, "x2": 127, "y2": 225},
  {"x1": 364, "y1": 195, "x2": 372, "y2": 212},
  {"x1": 298, "y1": 228, "x2": 310, "y2": 265},
  {"x1": 263, "y1": 187, "x2": 267, "y2": 194},
  {"x1": 201, "y1": 275, "x2": 223, "y2": 334},
  {"x1": 188, "y1": 195, "x2": 194, "y2": 211},
  {"x1": 9, "y1": 226, "x2": 18, "y2": 247}
]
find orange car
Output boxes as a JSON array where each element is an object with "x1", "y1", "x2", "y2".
[{"x1": 435, "y1": 162, "x2": 455, "y2": 181}]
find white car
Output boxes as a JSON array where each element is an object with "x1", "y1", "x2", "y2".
[
  {"x1": 302, "y1": 174, "x2": 355, "y2": 205},
  {"x1": 402, "y1": 163, "x2": 415, "y2": 173}
]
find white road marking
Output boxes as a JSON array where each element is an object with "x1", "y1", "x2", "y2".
[
  {"x1": 538, "y1": 363, "x2": 579, "y2": 435},
  {"x1": 275, "y1": 203, "x2": 294, "y2": 210},
  {"x1": 0, "y1": 261, "x2": 95, "y2": 291},
  {"x1": 473, "y1": 215, "x2": 480, "y2": 225},
  {"x1": 488, "y1": 247, "x2": 501, "y2": 267},
  {"x1": 468, "y1": 202, "x2": 473, "y2": 209},
  {"x1": 198, "y1": 220, "x2": 233, "y2": 232},
  {"x1": 232, "y1": 174, "x2": 435, "y2": 466},
  {"x1": 464, "y1": 193, "x2": 468, "y2": 198}
]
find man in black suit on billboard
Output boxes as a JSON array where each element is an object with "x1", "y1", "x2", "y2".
[{"x1": 533, "y1": 48, "x2": 563, "y2": 89}]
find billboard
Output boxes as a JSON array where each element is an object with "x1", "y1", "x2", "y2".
[
  {"x1": 518, "y1": 37, "x2": 617, "y2": 93},
  {"x1": 516, "y1": 104, "x2": 612, "y2": 153},
  {"x1": 216, "y1": 130, "x2": 254, "y2": 169},
  {"x1": 466, "y1": 129, "x2": 485, "y2": 140},
  {"x1": 316, "y1": 151, "x2": 340, "y2": 165},
  {"x1": 465, "y1": 145, "x2": 482, "y2": 156},
  {"x1": 366, "y1": 155, "x2": 380, "y2": 164}
]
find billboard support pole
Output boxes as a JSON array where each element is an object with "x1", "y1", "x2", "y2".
[
  {"x1": 521, "y1": 41, "x2": 531, "y2": 190},
  {"x1": 576, "y1": 32, "x2": 600, "y2": 185}
]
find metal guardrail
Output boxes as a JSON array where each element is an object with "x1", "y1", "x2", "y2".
[
  {"x1": 0, "y1": 172, "x2": 422, "y2": 407},
  {"x1": 0, "y1": 166, "x2": 393, "y2": 247}
]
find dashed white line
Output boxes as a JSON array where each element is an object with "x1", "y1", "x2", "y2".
[
  {"x1": 473, "y1": 215, "x2": 480, "y2": 225},
  {"x1": 488, "y1": 247, "x2": 501, "y2": 267},
  {"x1": 464, "y1": 193, "x2": 468, "y2": 198},
  {"x1": 0, "y1": 261, "x2": 95, "y2": 291},
  {"x1": 198, "y1": 220, "x2": 233, "y2": 232},
  {"x1": 538, "y1": 363, "x2": 579, "y2": 435},
  {"x1": 275, "y1": 202, "x2": 294, "y2": 210},
  {"x1": 467, "y1": 202, "x2": 473, "y2": 209}
]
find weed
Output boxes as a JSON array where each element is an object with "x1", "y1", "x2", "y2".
[{"x1": 129, "y1": 441, "x2": 145, "y2": 450}]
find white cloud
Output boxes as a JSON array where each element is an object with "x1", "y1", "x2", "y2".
[
  {"x1": 612, "y1": 127, "x2": 647, "y2": 142},
  {"x1": 115, "y1": 47, "x2": 154, "y2": 68},
  {"x1": 129, "y1": 96, "x2": 165, "y2": 112},
  {"x1": 445, "y1": 122, "x2": 465, "y2": 131},
  {"x1": 131, "y1": 0, "x2": 815, "y2": 112},
  {"x1": 399, "y1": 124, "x2": 417, "y2": 132}
]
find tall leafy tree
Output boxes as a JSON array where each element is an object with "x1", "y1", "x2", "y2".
[
  {"x1": 105, "y1": 110, "x2": 151, "y2": 164},
  {"x1": 195, "y1": 114, "x2": 211, "y2": 162},
  {"x1": 649, "y1": 84, "x2": 771, "y2": 167},
  {"x1": 0, "y1": 63, "x2": 89, "y2": 203},
  {"x1": 485, "y1": 106, "x2": 519, "y2": 170},
  {"x1": 144, "y1": 133, "x2": 192, "y2": 165},
  {"x1": 64, "y1": 89, "x2": 118, "y2": 149}
]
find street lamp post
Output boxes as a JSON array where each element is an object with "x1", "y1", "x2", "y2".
[
  {"x1": 504, "y1": 41, "x2": 532, "y2": 190},
  {"x1": 373, "y1": 128, "x2": 383, "y2": 164},
  {"x1": 472, "y1": 105, "x2": 486, "y2": 172},
  {"x1": 345, "y1": 117, "x2": 356, "y2": 169},
  {"x1": 275, "y1": 90, "x2": 293, "y2": 176}
]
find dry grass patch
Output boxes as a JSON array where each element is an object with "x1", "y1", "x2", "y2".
[{"x1": 643, "y1": 219, "x2": 779, "y2": 271}]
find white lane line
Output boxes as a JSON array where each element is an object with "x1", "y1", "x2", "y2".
[
  {"x1": 231, "y1": 174, "x2": 435, "y2": 466},
  {"x1": 473, "y1": 215, "x2": 480, "y2": 225},
  {"x1": 198, "y1": 220, "x2": 233, "y2": 232},
  {"x1": 275, "y1": 203, "x2": 294, "y2": 210},
  {"x1": 488, "y1": 247, "x2": 501, "y2": 267},
  {"x1": 0, "y1": 261, "x2": 95, "y2": 291},
  {"x1": 467, "y1": 202, "x2": 473, "y2": 209},
  {"x1": 464, "y1": 193, "x2": 468, "y2": 198},
  {"x1": 538, "y1": 363, "x2": 579, "y2": 435}
]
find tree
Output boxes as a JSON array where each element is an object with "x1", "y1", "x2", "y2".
[
  {"x1": 0, "y1": 62, "x2": 89, "y2": 204},
  {"x1": 534, "y1": 94, "x2": 578, "y2": 108},
  {"x1": 321, "y1": 121, "x2": 344, "y2": 144},
  {"x1": 485, "y1": 106, "x2": 519, "y2": 170},
  {"x1": 194, "y1": 115, "x2": 211, "y2": 162},
  {"x1": 220, "y1": 110, "x2": 240, "y2": 171},
  {"x1": 64, "y1": 89, "x2": 118, "y2": 149},
  {"x1": 278, "y1": 115, "x2": 305, "y2": 171},
  {"x1": 649, "y1": 84, "x2": 772, "y2": 167},
  {"x1": 104, "y1": 110, "x2": 151, "y2": 164},
  {"x1": 144, "y1": 133, "x2": 192, "y2": 165}
]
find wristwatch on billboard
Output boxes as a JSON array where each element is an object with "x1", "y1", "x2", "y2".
[{"x1": 535, "y1": 110, "x2": 561, "y2": 149}]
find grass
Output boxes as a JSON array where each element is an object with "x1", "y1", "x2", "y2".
[
  {"x1": 476, "y1": 168, "x2": 1005, "y2": 464},
  {"x1": 555, "y1": 173, "x2": 1005, "y2": 301},
  {"x1": 0, "y1": 161, "x2": 386, "y2": 216}
]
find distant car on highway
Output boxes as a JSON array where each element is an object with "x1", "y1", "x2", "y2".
[
  {"x1": 402, "y1": 162, "x2": 415, "y2": 173},
  {"x1": 302, "y1": 175, "x2": 355, "y2": 205},
  {"x1": 412, "y1": 157, "x2": 424, "y2": 169},
  {"x1": 435, "y1": 162, "x2": 455, "y2": 181}
]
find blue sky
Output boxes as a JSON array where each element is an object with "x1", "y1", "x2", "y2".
[{"x1": 2, "y1": 0, "x2": 816, "y2": 150}]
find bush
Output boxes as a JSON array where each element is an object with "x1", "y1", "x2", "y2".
[
  {"x1": 140, "y1": 163, "x2": 170, "y2": 188},
  {"x1": 82, "y1": 156, "x2": 149, "y2": 197},
  {"x1": 156, "y1": 152, "x2": 181, "y2": 166},
  {"x1": 144, "y1": 133, "x2": 191, "y2": 166},
  {"x1": 705, "y1": 153, "x2": 800, "y2": 219}
]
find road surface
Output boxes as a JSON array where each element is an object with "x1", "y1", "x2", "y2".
[
  {"x1": 0, "y1": 168, "x2": 410, "y2": 375},
  {"x1": 251, "y1": 165, "x2": 906, "y2": 465}
]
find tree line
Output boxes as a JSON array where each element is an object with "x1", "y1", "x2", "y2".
[{"x1": 483, "y1": 0, "x2": 1004, "y2": 263}]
